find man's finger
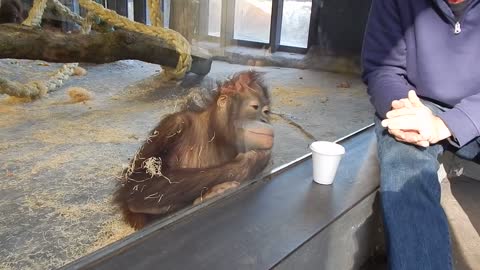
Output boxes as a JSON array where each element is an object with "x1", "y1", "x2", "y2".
[
  {"x1": 388, "y1": 129, "x2": 408, "y2": 143},
  {"x1": 390, "y1": 131, "x2": 429, "y2": 147},
  {"x1": 389, "y1": 129, "x2": 425, "y2": 143},
  {"x1": 391, "y1": 100, "x2": 406, "y2": 109},
  {"x1": 415, "y1": 140, "x2": 430, "y2": 147},
  {"x1": 408, "y1": 90, "x2": 423, "y2": 107},
  {"x1": 391, "y1": 100, "x2": 403, "y2": 109},
  {"x1": 382, "y1": 115, "x2": 419, "y2": 130},
  {"x1": 388, "y1": 129, "x2": 405, "y2": 140},
  {"x1": 386, "y1": 107, "x2": 418, "y2": 118},
  {"x1": 405, "y1": 132, "x2": 426, "y2": 143},
  {"x1": 391, "y1": 98, "x2": 413, "y2": 109},
  {"x1": 400, "y1": 98, "x2": 413, "y2": 108},
  {"x1": 391, "y1": 130, "x2": 429, "y2": 147}
]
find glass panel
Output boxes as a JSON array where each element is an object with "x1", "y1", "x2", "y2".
[
  {"x1": 1, "y1": 0, "x2": 372, "y2": 268},
  {"x1": 280, "y1": 0, "x2": 312, "y2": 48},
  {"x1": 208, "y1": 0, "x2": 222, "y2": 37},
  {"x1": 234, "y1": 0, "x2": 272, "y2": 43}
]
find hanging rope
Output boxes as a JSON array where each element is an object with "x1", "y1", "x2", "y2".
[
  {"x1": 48, "y1": 0, "x2": 106, "y2": 33},
  {"x1": 81, "y1": 12, "x2": 96, "y2": 34},
  {"x1": 22, "y1": 0, "x2": 48, "y2": 26},
  {"x1": 148, "y1": 0, "x2": 163, "y2": 27},
  {"x1": 146, "y1": 0, "x2": 182, "y2": 81},
  {"x1": 49, "y1": 0, "x2": 85, "y2": 26}
]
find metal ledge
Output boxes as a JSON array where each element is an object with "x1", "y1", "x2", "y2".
[{"x1": 62, "y1": 124, "x2": 379, "y2": 270}]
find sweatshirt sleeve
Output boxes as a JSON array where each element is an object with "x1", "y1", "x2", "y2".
[
  {"x1": 361, "y1": 0, "x2": 413, "y2": 119},
  {"x1": 437, "y1": 94, "x2": 480, "y2": 147}
]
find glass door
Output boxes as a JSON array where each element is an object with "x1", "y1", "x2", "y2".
[
  {"x1": 233, "y1": 0, "x2": 272, "y2": 43},
  {"x1": 280, "y1": 0, "x2": 312, "y2": 48},
  {"x1": 208, "y1": 0, "x2": 222, "y2": 37}
]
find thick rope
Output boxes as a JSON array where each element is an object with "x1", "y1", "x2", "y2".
[
  {"x1": 49, "y1": 0, "x2": 85, "y2": 26},
  {"x1": 0, "y1": 63, "x2": 78, "y2": 98},
  {"x1": 49, "y1": 0, "x2": 109, "y2": 33},
  {"x1": 0, "y1": 79, "x2": 47, "y2": 98},
  {"x1": 3, "y1": 0, "x2": 80, "y2": 98},
  {"x1": 81, "y1": 12, "x2": 96, "y2": 33},
  {"x1": 22, "y1": 0, "x2": 48, "y2": 26},
  {"x1": 148, "y1": 0, "x2": 163, "y2": 27},
  {"x1": 147, "y1": 0, "x2": 180, "y2": 81},
  {"x1": 78, "y1": 0, "x2": 192, "y2": 80},
  {"x1": 44, "y1": 63, "x2": 78, "y2": 90}
]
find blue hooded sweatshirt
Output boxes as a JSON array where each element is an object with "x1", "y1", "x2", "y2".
[{"x1": 362, "y1": 0, "x2": 480, "y2": 147}]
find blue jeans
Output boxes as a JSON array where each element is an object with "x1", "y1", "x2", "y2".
[{"x1": 375, "y1": 100, "x2": 480, "y2": 270}]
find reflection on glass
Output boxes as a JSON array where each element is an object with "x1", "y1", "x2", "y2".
[
  {"x1": 280, "y1": 0, "x2": 311, "y2": 48},
  {"x1": 0, "y1": 0, "x2": 372, "y2": 268},
  {"x1": 164, "y1": 0, "x2": 170, "y2": 28},
  {"x1": 127, "y1": 0, "x2": 134, "y2": 21},
  {"x1": 208, "y1": 0, "x2": 222, "y2": 37},
  {"x1": 234, "y1": 0, "x2": 272, "y2": 43}
]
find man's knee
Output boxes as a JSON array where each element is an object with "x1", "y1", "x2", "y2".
[
  {"x1": 377, "y1": 138, "x2": 441, "y2": 193},
  {"x1": 380, "y1": 165, "x2": 442, "y2": 212}
]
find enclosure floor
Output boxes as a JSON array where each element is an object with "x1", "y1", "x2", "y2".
[{"x1": 0, "y1": 59, "x2": 373, "y2": 269}]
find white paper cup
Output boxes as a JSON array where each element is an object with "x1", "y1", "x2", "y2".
[{"x1": 310, "y1": 141, "x2": 345, "y2": 185}]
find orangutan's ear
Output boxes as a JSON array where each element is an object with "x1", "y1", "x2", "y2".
[{"x1": 217, "y1": 95, "x2": 229, "y2": 108}]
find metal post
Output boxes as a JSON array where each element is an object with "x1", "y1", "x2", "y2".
[
  {"x1": 115, "y1": 0, "x2": 128, "y2": 17},
  {"x1": 198, "y1": 0, "x2": 210, "y2": 37},
  {"x1": 307, "y1": 0, "x2": 319, "y2": 48},
  {"x1": 269, "y1": 0, "x2": 284, "y2": 53},
  {"x1": 133, "y1": 0, "x2": 146, "y2": 23},
  {"x1": 221, "y1": 0, "x2": 234, "y2": 47}
]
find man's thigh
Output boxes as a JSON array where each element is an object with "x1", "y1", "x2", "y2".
[
  {"x1": 374, "y1": 116, "x2": 445, "y2": 191},
  {"x1": 451, "y1": 137, "x2": 480, "y2": 163}
]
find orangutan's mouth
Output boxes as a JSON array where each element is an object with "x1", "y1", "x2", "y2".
[{"x1": 248, "y1": 130, "x2": 274, "y2": 137}]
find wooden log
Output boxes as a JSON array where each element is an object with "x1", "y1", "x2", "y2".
[{"x1": 0, "y1": 24, "x2": 211, "y2": 75}]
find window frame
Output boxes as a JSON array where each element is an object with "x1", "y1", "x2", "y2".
[{"x1": 199, "y1": 0, "x2": 317, "y2": 54}]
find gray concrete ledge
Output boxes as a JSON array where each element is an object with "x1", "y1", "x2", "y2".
[{"x1": 62, "y1": 126, "x2": 380, "y2": 270}]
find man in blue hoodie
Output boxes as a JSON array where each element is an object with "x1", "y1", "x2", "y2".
[{"x1": 362, "y1": 0, "x2": 480, "y2": 269}]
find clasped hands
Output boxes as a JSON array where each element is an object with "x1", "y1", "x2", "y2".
[{"x1": 381, "y1": 90, "x2": 452, "y2": 147}]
